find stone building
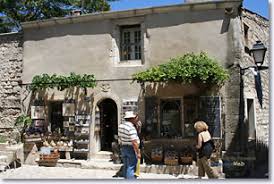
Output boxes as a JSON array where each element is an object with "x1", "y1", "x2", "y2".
[
  {"x1": 0, "y1": 0, "x2": 269, "y2": 176},
  {"x1": 0, "y1": 33, "x2": 23, "y2": 143}
]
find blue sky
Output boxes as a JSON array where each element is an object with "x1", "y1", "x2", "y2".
[{"x1": 109, "y1": 0, "x2": 269, "y2": 19}]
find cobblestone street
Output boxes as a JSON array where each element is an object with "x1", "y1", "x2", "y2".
[{"x1": 0, "y1": 165, "x2": 183, "y2": 179}]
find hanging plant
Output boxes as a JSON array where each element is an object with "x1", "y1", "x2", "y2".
[
  {"x1": 132, "y1": 52, "x2": 229, "y2": 86},
  {"x1": 30, "y1": 72, "x2": 97, "y2": 91}
]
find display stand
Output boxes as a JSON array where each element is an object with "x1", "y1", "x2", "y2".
[
  {"x1": 73, "y1": 114, "x2": 91, "y2": 159},
  {"x1": 62, "y1": 101, "x2": 76, "y2": 159}
]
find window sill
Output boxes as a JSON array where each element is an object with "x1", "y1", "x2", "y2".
[{"x1": 115, "y1": 60, "x2": 143, "y2": 67}]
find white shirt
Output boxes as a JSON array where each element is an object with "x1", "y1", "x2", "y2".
[{"x1": 118, "y1": 121, "x2": 140, "y2": 146}]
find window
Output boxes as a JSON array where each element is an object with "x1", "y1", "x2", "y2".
[
  {"x1": 144, "y1": 96, "x2": 221, "y2": 139},
  {"x1": 184, "y1": 97, "x2": 199, "y2": 137},
  {"x1": 245, "y1": 46, "x2": 251, "y2": 55},
  {"x1": 160, "y1": 100, "x2": 181, "y2": 137},
  {"x1": 244, "y1": 23, "x2": 249, "y2": 39},
  {"x1": 120, "y1": 25, "x2": 141, "y2": 61},
  {"x1": 247, "y1": 99, "x2": 256, "y2": 140}
]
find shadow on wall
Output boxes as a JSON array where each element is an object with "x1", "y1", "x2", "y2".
[
  {"x1": 142, "y1": 82, "x2": 215, "y2": 97},
  {"x1": 25, "y1": 87, "x2": 93, "y2": 123},
  {"x1": 223, "y1": 119, "x2": 269, "y2": 178},
  {"x1": 23, "y1": 8, "x2": 234, "y2": 42}
]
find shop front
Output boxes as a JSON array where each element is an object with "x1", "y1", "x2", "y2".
[
  {"x1": 23, "y1": 88, "x2": 123, "y2": 163},
  {"x1": 140, "y1": 83, "x2": 223, "y2": 166},
  {"x1": 23, "y1": 97, "x2": 93, "y2": 162}
]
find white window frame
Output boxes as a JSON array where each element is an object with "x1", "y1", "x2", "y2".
[
  {"x1": 120, "y1": 25, "x2": 142, "y2": 61},
  {"x1": 111, "y1": 19, "x2": 146, "y2": 67},
  {"x1": 245, "y1": 98, "x2": 257, "y2": 140}
]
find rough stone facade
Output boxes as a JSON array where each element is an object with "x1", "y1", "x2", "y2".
[
  {"x1": 222, "y1": 8, "x2": 269, "y2": 151},
  {"x1": 0, "y1": 2, "x2": 269, "y2": 162},
  {"x1": 0, "y1": 32, "x2": 23, "y2": 142},
  {"x1": 240, "y1": 9, "x2": 269, "y2": 145}
]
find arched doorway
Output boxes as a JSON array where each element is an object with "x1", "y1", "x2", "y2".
[{"x1": 97, "y1": 98, "x2": 118, "y2": 151}]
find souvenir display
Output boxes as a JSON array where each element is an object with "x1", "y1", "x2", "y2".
[
  {"x1": 164, "y1": 150, "x2": 178, "y2": 166},
  {"x1": 151, "y1": 147, "x2": 163, "y2": 162},
  {"x1": 31, "y1": 106, "x2": 45, "y2": 119},
  {"x1": 62, "y1": 103, "x2": 75, "y2": 116}
]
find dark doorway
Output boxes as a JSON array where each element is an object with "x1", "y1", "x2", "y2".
[
  {"x1": 98, "y1": 99, "x2": 118, "y2": 151},
  {"x1": 49, "y1": 101, "x2": 63, "y2": 134}
]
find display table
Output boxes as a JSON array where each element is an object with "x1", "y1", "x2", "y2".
[
  {"x1": 56, "y1": 147, "x2": 73, "y2": 159},
  {"x1": 144, "y1": 138, "x2": 196, "y2": 165}
]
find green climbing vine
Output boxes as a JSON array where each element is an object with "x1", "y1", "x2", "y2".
[
  {"x1": 30, "y1": 72, "x2": 97, "y2": 91},
  {"x1": 132, "y1": 52, "x2": 229, "y2": 86}
]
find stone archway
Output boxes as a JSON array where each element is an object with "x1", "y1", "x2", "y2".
[
  {"x1": 97, "y1": 98, "x2": 118, "y2": 151},
  {"x1": 91, "y1": 92, "x2": 121, "y2": 155}
]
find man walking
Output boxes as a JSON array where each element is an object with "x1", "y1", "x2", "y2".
[{"x1": 118, "y1": 111, "x2": 141, "y2": 179}]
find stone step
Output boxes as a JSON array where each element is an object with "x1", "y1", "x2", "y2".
[
  {"x1": 33, "y1": 158, "x2": 224, "y2": 178},
  {"x1": 0, "y1": 155, "x2": 8, "y2": 162},
  {"x1": 93, "y1": 151, "x2": 112, "y2": 159},
  {"x1": 56, "y1": 159, "x2": 82, "y2": 168},
  {"x1": 81, "y1": 159, "x2": 122, "y2": 170},
  {"x1": 140, "y1": 162, "x2": 198, "y2": 175}
]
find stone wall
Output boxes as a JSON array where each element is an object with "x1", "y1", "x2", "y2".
[
  {"x1": 0, "y1": 32, "x2": 23, "y2": 142},
  {"x1": 222, "y1": 8, "x2": 269, "y2": 151},
  {"x1": 222, "y1": 14, "x2": 243, "y2": 151},
  {"x1": 241, "y1": 9, "x2": 269, "y2": 145}
]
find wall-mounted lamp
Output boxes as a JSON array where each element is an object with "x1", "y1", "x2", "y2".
[
  {"x1": 239, "y1": 40, "x2": 268, "y2": 109},
  {"x1": 240, "y1": 41, "x2": 268, "y2": 75},
  {"x1": 250, "y1": 40, "x2": 267, "y2": 67}
]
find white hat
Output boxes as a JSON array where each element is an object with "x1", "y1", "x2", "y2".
[{"x1": 124, "y1": 111, "x2": 137, "y2": 119}]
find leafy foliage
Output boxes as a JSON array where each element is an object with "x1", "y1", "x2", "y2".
[
  {"x1": 0, "y1": 0, "x2": 72, "y2": 22},
  {"x1": 132, "y1": 52, "x2": 229, "y2": 86},
  {"x1": 15, "y1": 114, "x2": 32, "y2": 127},
  {"x1": 0, "y1": 0, "x2": 118, "y2": 33},
  {"x1": 15, "y1": 114, "x2": 32, "y2": 143},
  {"x1": 30, "y1": 72, "x2": 97, "y2": 91},
  {"x1": 69, "y1": 0, "x2": 118, "y2": 13},
  {"x1": 0, "y1": 135, "x2": 7, "y2": 143},
  {"x1": 0, "y1": 16, "x2": 15, "y2": 33}
]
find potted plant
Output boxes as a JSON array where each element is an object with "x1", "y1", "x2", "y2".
[{"x1": 15, "y1": 115, "x2": 32, "y2": 143}]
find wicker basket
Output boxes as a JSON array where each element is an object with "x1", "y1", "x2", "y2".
[
  {"x1": 37, "y1": 159, "x2": 58, "y2": 167},
  {"x1": 180, "y1": 156, "x2": 193, "y2": 165},
  {"x1": 164, "y1": 158, "x2": 178, "y2": 166},
  {"x1": 38, "y1": 152, "x2": 60, "y2": 167},
  {"x1": 40, "y1": 152, "x2": 60, "y2": 160},
  {"x1": 151, "y1": 155, "x2": 163, "y2": 162}
]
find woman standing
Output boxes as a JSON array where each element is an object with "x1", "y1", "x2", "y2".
[{"x1": 194, "y1": 121, "x2": 218, "y2": 179}]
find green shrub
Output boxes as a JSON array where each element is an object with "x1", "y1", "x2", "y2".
[
  {"x1": 15, "y1": 114, "x2": 32, "y2": 127},
  {"x1": 30, "y1": 72, "x2": 97, "y2": 91},
  {"x1": 0, "y1": 135, "x2": 6, "y2": 143},
  {"x1": 132, "y1": 52, "x2": 229, "y2": 86}
]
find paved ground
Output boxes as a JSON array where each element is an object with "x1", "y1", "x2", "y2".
[{"x1": 0, "y1": 165, "x2": 189, "y2": 179}]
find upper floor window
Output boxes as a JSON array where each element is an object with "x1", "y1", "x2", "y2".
[
  {"x1": 244, "y1": 23, "x2": 249, "y2": 40},
  {"x1": 120, "y1": 25, "x2": 141, "y2": 61}
]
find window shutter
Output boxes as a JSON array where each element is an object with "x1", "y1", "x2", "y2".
[
  {"x1": 145, "y1": 97, "x2": 158, "y2": 137},
  {"x1": 198, "y1": 96, "x2": 221, "y2": 138}
]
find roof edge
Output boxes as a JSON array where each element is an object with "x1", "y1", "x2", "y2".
[
  {"x1": 242, "y1": 8, "x2": 269, "y2": 21},
  {"x1": 21, "y1": 0, "x2": 242, "y2": 30},
  {"x1": 0, "y1": 31, "x2": 22, "y2": 37}
]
